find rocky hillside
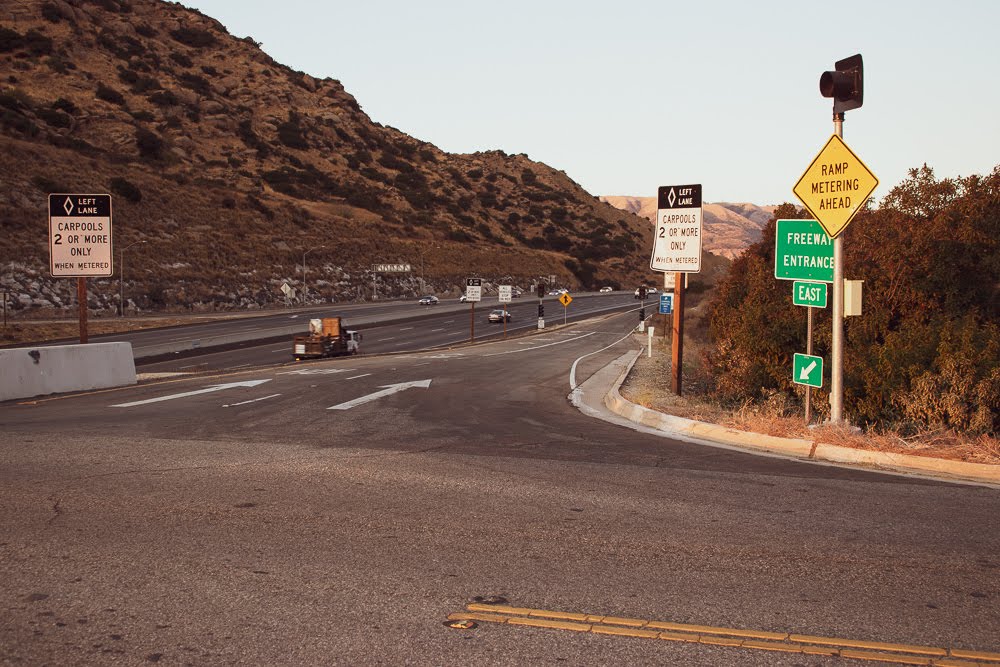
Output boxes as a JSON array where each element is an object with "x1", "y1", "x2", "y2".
[
  {"x1": 601, "y1": 196, "x2": 776, "y2": 260},
  {"x1": 0, "y1": 0, "x2": 661, "y2": 315}
]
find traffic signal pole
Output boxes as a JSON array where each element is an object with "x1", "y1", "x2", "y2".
[{"x1": 831, "y1": 112, "x2": 845, "y2": 423}]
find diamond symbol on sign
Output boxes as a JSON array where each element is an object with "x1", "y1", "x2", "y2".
[
  {"x1": 63, "y1": 197, "x2": 74, "y2": 215},
  {"x1": 667, "y1": 188, "x2": 676, "y2": 207}
]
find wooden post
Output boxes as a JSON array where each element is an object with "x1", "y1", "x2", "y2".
[
  {"x1": 671, "y1": 272, "x2": 685, "y2": 395},
  {"x1": 77, "y1": 277, "x2": 88, "y2": 344}
]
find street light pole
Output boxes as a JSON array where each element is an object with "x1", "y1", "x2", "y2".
[
  {"x1": 119, "y1": 240, "x2": 145, "y2": 317},
  {"x1": 302, "y1": 245, "x2": 325, "y2": 301}
]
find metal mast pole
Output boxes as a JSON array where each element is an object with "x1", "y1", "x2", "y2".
[{"x1": 830, "y1": 112, "x2": 845, "y2": 423}]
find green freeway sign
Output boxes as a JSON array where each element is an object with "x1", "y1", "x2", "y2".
[
  {"x1": 774, "y1": 219, "x2": 834, "y2": 283},
  {"x1": 792, "y1": 281, "x2": 828, "y2": 308},
  {"x1": 793, "y1": 353, "x2": 824, "y2": 388}
]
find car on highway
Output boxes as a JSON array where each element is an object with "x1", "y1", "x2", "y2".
[
  {"x1": 459, "y1": 294, "x2": 468, "y2": 303},
  {"x1": 634, "y1": 287, "x2": 659, "y2": 298},
  {"x1": 599, "y1": 286, "x2": 613, "y2": 293},
  {"x1": 418, "y1": 295, "x2": 439, "y2": 305},
  {"x1": 488, "y1": 309, "x2": 511, "y2": 323}
]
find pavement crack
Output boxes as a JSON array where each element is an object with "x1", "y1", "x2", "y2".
[{"x1": 47, "y1": 495, "x2": 63, "y2": 526}]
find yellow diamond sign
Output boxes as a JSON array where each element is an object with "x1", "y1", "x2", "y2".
[
  {"x1": 558, "y1": 292, "x2": 572, "y2": 307},
  {"x1": 793, "y1": 134, "x2": 878, "y2": 239}
]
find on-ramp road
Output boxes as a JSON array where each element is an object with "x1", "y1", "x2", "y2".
[{"x1": 2, "y1": 310, "x2": 998, "y2": 665}]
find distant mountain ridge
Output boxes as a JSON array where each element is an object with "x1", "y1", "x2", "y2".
[{"x1": 600, "y1": 196, "x2": 776, "y2": 259}]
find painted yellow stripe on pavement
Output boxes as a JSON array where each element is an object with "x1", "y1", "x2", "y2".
[{"x1": 450, "y1": 604, "x2": 1000, "y2": 666}]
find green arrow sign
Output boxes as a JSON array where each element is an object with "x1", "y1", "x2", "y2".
[
  {"x1": 792, "y1": 281, "x2": 828, "y2": 308},
  {"x1": 775, "y1": 219, "x2": 834, "y2": 283},
  {"x1": 793, "y1": 353, "x2": 824, "y2": 388}
]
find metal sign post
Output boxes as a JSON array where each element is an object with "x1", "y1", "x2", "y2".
[
  {"x1": 499, "y1": 285, "x2": 512, "y2": 338},
  {"x1": 651, "y1": 184, "x2": 702, "y2": 397},
  {"x1": 466, "y1": 278, "x2": 482, "y2": 342},
  {"x1": 558, "y1": 292, "x2": 572, "y2": 325},
  {"x1": 48, "y1": 193, "x2": 113, "y2": 343}
]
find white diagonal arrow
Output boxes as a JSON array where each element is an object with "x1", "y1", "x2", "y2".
[
  {"x1": 799, "y1": 360, "x2": 818, "y2": 381},
  {"x1": 111, "y1": 380, "x2": 271, "y2": 407},
  {"x1": 327, "y1": 379, "x2": 432, "y2": 410}
]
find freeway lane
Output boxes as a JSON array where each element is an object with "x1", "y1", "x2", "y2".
[
  {"x1": 2, "y1": 310, "x2": 998, "y2": 665},
  {"x1": 135, "y1": 291, "x2": 641, "y2": 373}
]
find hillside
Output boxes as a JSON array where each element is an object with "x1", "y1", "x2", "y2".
[
  {"x1": 0, "y1": 0, "x2": 662, "y2": 315},
  {"x1": 601, "y1": 196, "x2": 775, "y2": 260}
]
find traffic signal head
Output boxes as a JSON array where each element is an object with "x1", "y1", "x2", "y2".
[
  {"x1": 536, "y1": 283, "x2": 546, "y2": 299},
  {"x1": 638, "y1": 286, "x2": 647, "y2": 299},
  {"x1": 820, "y1": 53, "x2": 863, "y2": 114}
]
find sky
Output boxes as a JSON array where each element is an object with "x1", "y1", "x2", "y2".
[{"x1": 184, "y1": 0, "x2": 1000, "y2": 205}]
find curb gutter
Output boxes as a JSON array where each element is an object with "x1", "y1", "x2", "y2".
[{"x1": 601, "y1": 348, "x2": 1000, "y2": 487}]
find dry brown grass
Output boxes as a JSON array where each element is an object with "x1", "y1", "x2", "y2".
[{"x1": 621, "y1": 334, "x2": 1000, "y2": 465}]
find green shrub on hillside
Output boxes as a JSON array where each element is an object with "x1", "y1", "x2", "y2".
[
  {"x1": 707, "y1": 168, "x2": 1000, "y2": 435},
  {"x1": 110, "y1": 176, "x2": 142, "y2": 203},
  {"x1": 170, "y1": 27, "x2": 217, "y2": 49},
  {"x1": 96, "y1": 83, "x2": 126, "y2": 106}
]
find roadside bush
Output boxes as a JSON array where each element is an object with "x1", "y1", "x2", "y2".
[
  {"x1": 147, "y1": 89, "x2": 178, "y2": 107},
  {"x1": 41, "y1": 2, "x2": 63, "y2": 22},
  {"x1": 35, "y1": 107, "x2": 71, "y2": 128},
  {"x1": 96, "y1": 83, "x2": 126, "y2": 106},
  {"x1": 52, "y1": 97, "x2": 77, "y2": 114},
  {"x1": 170, "y1": 27, "x2": 217, "y2": 49},
  {"x1": 135, "y1": 126, "x2": 165, "y2": 160},
  {"x1": 277, "y1": 116, "x2": 308, "y2": 149},
  {"x1": 110, "y1": 176, "x2": 142, "y2": 203}
]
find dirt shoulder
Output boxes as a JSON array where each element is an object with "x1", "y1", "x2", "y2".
[{"x1": 619, "y1": 333, "x2": 1000, "y2": 465}]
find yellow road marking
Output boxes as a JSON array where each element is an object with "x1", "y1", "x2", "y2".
[{"x1": 450, "y1": 604, "x2": 1000, "y2": 666}]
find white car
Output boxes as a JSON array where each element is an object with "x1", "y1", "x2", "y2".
[
  {"x1": 488, "y1": 309, "x2": 511, "y2": 323},
  {"x1": 599, "y1": 286, "x2": 613, "y2": 293}
]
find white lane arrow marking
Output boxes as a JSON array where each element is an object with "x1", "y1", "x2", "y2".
[
  {"x1": 111, "y1": 380, "x2": 272, "y2": 407},
  {"x1": 327, "y1": 379, "x2": 432, "y2": 411},
  {"x1": 799, "y1": 360, "x2": 818, "y2": 380}
]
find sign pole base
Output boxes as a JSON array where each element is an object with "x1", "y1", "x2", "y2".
[{"x1": 78, "y1": 277, "x2": 88, "y2": 344}]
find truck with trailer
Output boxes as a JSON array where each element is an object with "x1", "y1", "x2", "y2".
[{"x1": 292, "y1": 317, "x2": 362, "y2": 360}]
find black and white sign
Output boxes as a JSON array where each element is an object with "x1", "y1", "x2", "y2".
[
  {"x1": 498, "y1": 285, "x2": 512, "y2": 303},
  {"x1": 465, "y1": 278, "x2": 482, "y2": 302},
  {"x1": 650, "y1": 184, "x2": 702, "y2": 273},
  {"x1": 48, "y1": 194, "x2": 113, "y2": 277},
  {"x1": 373, "y1": 263, "x2": 411, "y2": 273}
]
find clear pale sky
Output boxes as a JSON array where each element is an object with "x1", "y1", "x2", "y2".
[{"x1": 184, "y1": 0, "x2": 999, "y2": 205}]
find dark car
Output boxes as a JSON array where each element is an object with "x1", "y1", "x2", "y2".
[{"x1": 418, "y1": 295, "x2": 439, "y2": 305}]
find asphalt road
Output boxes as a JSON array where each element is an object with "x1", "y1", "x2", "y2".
[
  {"x1": 134, "y1": 291, "x2": 643, "y2": 373},
  {"x1": 2, "y1": 309, "x2": 998, "y2": 665}
]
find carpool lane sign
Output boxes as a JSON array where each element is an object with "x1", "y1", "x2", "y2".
[
  {"x1": 650, "y1": 184, "x2": 702, "y2": 273},
  {"x1": 774, "y1": 219, "x2": 833, "y2": 283},
  {"x1": 49, "y1": 194, "x2": 113, "y2": 277}
]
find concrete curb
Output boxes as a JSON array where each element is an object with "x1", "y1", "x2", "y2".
[{"x1": 599, "y1": 348, "x2": 1000, "y2": 486}]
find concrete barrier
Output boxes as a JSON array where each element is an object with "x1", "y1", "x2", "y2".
[{"x1": 0, "y1": 343, "x2": 136, "y2": 401}]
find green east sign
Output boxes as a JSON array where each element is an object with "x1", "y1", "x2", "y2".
[
  {"x1": 774, "y1": 219, "x2": 834, "y2": 283},
  {"x1": 793, "y1": 353, "x2": 824, "y2": 389},
  {"x1": 792, "y1": 281, "x2": 828, "y2": 308}
]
